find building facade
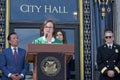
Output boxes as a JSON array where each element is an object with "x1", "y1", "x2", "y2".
[{"x1": 0, "y1": 0, "x2": 119, "y2": 80}]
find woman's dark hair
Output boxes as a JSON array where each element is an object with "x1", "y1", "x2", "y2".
[{"x1": 55, "y1": 29, "x2": 67, "y2": 43}]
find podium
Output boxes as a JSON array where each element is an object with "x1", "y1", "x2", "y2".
[{"x1": 26, "y1": 44, "x2": 74, "y2": 80}]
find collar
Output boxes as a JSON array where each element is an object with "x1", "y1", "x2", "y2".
[
  {"x1": 43, "y1": 36, "x2": 55, "y2": 43},
  {"x1": 11, "y1": 46, "x2": 18, "y2": 50},
  {"x1": 106, "y1": 43, "x2": 113, "y2": 47}
]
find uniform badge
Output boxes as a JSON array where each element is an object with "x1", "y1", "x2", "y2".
[
  {"x1": 104, "y1": 45, "x2": 106, "y2": 47},
  {"x1": 115, "y1": 49, "x2": 119, "y2": 53}
]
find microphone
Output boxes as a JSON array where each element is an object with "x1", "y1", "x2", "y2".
[{"x1": 45, "y1": 33, "x2": 48, "y2": 38}]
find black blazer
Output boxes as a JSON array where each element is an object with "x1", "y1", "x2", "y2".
[{"x1": 97, "y1": 43, "x2": 120, "y2": 80}]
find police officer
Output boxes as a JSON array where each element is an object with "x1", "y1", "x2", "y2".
[{"x1": 97, "y1": 29, "x2": 120, "y2": 80}]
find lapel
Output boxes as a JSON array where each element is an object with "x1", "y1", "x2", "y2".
[
  {"x1": 103, "y1": 44, "x2": 113, "y2": 60},
  {"x1": 103, "y1": 43, "x2": 118, "y2": 60},
  {"x1": 17, "y1": 48, "x2": 24, "y2": 64},
  {"x1": 113, "y1": 43, "x2": 117, "y2": 49},
  {"x1": 8, "y1": 47, "x2": 15, "y2": 63},
  {"x1": 17, "y1": 48, "x2": 20, "y2": 64}
]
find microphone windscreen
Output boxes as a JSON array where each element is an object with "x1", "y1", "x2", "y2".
[{"x1": 45, "y1": 33, "x2": 48, "y2": 38}]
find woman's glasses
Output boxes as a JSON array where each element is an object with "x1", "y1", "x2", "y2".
[{"x1": 44, "y1": 26, "x2": 53, "y2": 29}]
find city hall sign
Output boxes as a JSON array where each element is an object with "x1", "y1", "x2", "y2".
[
  {"x1": 20, "y1": 4, "x2": 68, "y2": 14},
  {"x1": 10, "y1": 0, "x2": 77, "y2": 22}
]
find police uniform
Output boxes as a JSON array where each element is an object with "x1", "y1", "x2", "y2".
[{"x1": 97, "y1": 43, "x2": 120, "y2": 80}]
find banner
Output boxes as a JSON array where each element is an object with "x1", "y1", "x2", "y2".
[{"x1": 10, "y1": 0, "x2": 78, "y2": 22}]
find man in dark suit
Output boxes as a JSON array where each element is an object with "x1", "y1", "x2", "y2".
[
  {"x1": 0, "y1": 32, "x2": 28, "y2": 80},
  {"x1": 97, "y1": 29, "x2": 120, "y2": 80}
]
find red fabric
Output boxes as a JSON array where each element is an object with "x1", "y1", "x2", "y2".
[{"x1": 14, "y1": 48, "x2": 17, "y2": 63}]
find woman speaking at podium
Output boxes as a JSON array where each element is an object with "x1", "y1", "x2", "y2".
[
  {"x1": 31, "y1": 19, "x2": 73, "y2": 80},
  {"x1": 32, "y1": 19, "x2": 63, "y2": 44}
]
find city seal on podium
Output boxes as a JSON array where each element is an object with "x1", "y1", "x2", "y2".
[{"x1": 41, "y1": 56, "x2": 61, "y2": 77}]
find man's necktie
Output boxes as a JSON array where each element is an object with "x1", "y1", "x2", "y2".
[
  {"x1": 108, "y1": 46, "x2": 112, "y2": 49},
  {"x1": 14, "y1": 48, "x2": 18, "y2": 63}
]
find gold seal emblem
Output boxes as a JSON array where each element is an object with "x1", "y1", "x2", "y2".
[
  {"x1": 115, "y1": 49, "x2": 119, "y2": 53},
  {"x1": 41, "y1": 56, "x2": 61, "y2": 77}
]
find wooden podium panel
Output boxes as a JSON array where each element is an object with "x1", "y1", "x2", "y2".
[
  {"x1": 36, "y1": 53, "x2": 66, "y2": 80},
  {"x1": 26, "y1": 44, "x2": 74, "y2": 63},
  {"x1": 26, "y1": 44, "x2": 74, "y2": 80}
]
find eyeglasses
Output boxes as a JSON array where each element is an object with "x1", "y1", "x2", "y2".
[
  {"x1": 105, "y1": 36, "x2": 112, "y2": 39},
  {"x1": 44, "y1": 26, "x2": 53, "y2": 29}
]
